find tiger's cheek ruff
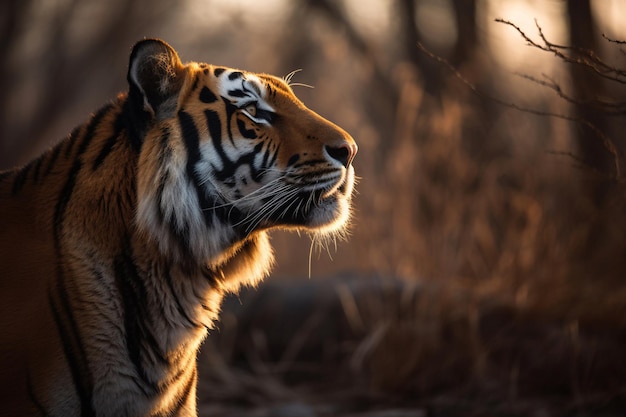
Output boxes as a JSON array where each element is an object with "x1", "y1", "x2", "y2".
[
  {"x1": 134, "y1": 108, "x2": 276, "y2": 287},
  {"x1": 135, "y1": 119, "x2": 239, "y2": 265}
]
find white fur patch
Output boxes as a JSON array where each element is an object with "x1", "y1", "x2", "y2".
[{"x1": 216, "y1": 71, "x2": 274, "y2": 112}]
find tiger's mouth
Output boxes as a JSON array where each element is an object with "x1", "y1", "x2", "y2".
[
  {"x1": 291, "y1": 165, "x2": 353, "y2": 200},
  {"x1": 230, "y1": 166, "x2": 355, "y2": 235},
  {"x1": 321, "y1": 172, "x2": 349, "y2": 200},
  {"x1": 293, "y1": 165, "x2": 353, "y2": 202},
  {"x1": 294, "y1": 165, "x2": 355, "y2": 230}
]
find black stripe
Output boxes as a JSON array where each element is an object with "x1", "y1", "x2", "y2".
[
  {"x1": 121, "y1": 94, "x2": 146, "y2": 152},
  {"x1": 202, "y1": 108, "x2": 241, "y2": 224},
  {"x1": 179, "y1": 110, "x2": 228, "y2": 231},
  {"x1": 114, "y1": 249, "x2": 167, "y2": 396},
  {"x1": 154, "y1": 125, "x2": 173, "y2": 229},
  {"x1": 261, "y1": 143, "x2": 273, "y2": 167},
  {"x1": 155, "y1": 170, "x2": 169, "y2": 226},
  {"x1": 48, "y1": 104, "x2": 112, "y2": 416},
  {"x1": 155, "y1": 347, "x2": 196, "y2": 395},
  {"x1": 41, "y1": 142, "x2": 63, "y2": 178},
  {"x1": 228, "y1": 71, "x2": 243, "y2": 80},
  {"x1": 178, "y1": 111, "x2": 202, "y2": 188},
  {"x1": 268, "y1": 143, "x2": 280, "y2": 168},
  {"x1": 113, "y1": 255, "x2": 161, "y2": 396},
  {"x1": 189, "y1": 75, "x2": 199, "y2": 93},
  {"x1": 201, "y1": 266, "x2": 219, "y2": 287},
  {"x1": 293, "y1": 159, "x2": 327, "y2": 169},
  {"x1": 157, "y1": 126, "x2": 172, "y2": 165},
  {"x1": 170, "y1": 108, "x2": 246, "y2": 228},
  {"x1": 178, "y1": 110, "x2": 212, "y2": 241},
  {"x1": 154, "y1": 367, "x2": 197, "y2": 417},
  {"x1": 213, "y1": 67, "x2": 225, "y2": 77},
  {"x1": 11, "y1": 160, "x2": 33, "y2": 195},
  {"x1": 287, "y1": 154, "x2": 299, "y2": 167},
  {"x1": 169, "y1": 366, "x2": 197, "y2": 416},
  {"x1": 249, "y1": 143, "x2": 265, "y2": 182},
  {"x1": 206, "y1": 104, "x2": 269, "y2": 183},
  {"x1": 52, "y1": 163, "x2": 80, "y2": 235},
  {"x1": 114, "y1": 255, "x2": 149, "y2": 388},
  {"x1": 48, "y1": 286, "x2": 95, "y2": 417},
  {"x1": 227, "y1": 89, "x2": 246, "y2": 98},
  {"x1": 255, "y1": 108, "x2": 274, "y2": 123},
  {"x1": 204, "y1": 109, "x2": 230, "y2": 181},
  {"x1": 237, "y1": 118, "x2": 257, "y2": 139},
  {"x1": 199, "y1": 86, "x2": 217, "y2": 103},
  {"x1": 11, "y1": 147, "x2": 52, "y2": 192},
  {"x1": 53, "y1": 104, "x2": 112, "y2": 245},
  {"x1": 63, "y1": 125, "x2": 83, "y2": 159},
  {"x1": 31, "y1": 154, "x2": 46, "y2": 183},
  {"x1": 93, "y1": 110, "x2": 125, "y2": 170},
  {"x1": 223, "y1": 99, "x2": 239, "y2": 147},
  {"x1": 76, "y1": 105, "x2": 113, "y2": 155},
  {"x1": 164, "y1": 269, "x2": 202, "y2": 329}
]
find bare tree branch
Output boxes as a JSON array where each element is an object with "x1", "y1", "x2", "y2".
[
  {"x1": 602, "y1": 33, "x2": 626, "y2": 56},
  {"x1": 496, "y1": 18, "x2": 626, "y2": 85},
  {"x1": 416, "y1": 41, "x2": 623, "y2": 180},
  {"x1": 515, "y1": 73, "x2": 626, "y2": 115},
  {"x1": 602, "y1": 33, "x2": 626, "y2": 45}
]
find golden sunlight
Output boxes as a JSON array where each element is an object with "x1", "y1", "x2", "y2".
[
  {"x1": 591, "y1": 0, "x2": 626, "y2": 39},
  {"x1": 480, "y1": 0, "x2": 568, "y2": 69}
]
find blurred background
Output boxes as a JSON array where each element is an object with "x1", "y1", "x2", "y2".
[{"x1": 2, "y1": 0, "x2": 626, "y2": 415}]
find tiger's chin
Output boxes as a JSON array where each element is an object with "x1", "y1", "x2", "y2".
[{"x1": 302, "y1": 192, "x2": 351, "y2": 232}]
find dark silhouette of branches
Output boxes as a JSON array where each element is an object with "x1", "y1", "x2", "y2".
[
  {"x1": 498, "y1": 12, "x2": 626, "y2": 192},
  {"x1": 603, "y1": 34, "x2": 626, "y2": 45},
  {"x1": 495, "y1": 18, "x2": 626, "y2": 85},
  {"x1": 417, "y1": 18, "x2": 626, "y2": 182},
  {"x1": 515, "y1": 73, "x2": 626, "y2": 115},
  {"x1": 497, "y1": 17, "x2": 626, "y2": 138}
]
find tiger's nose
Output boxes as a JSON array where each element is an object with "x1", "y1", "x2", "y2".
[{"x1": 324, "y1": 142, "x2": 358, "y2": 168}]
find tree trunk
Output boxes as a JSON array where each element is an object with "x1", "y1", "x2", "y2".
[{"x1": 566, "y1": 0, "x2": 613, "y2": 202}]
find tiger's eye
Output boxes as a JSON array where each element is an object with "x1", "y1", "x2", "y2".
[{"x1": 244, "y1": 103, "x2": 257, "y2": 117}]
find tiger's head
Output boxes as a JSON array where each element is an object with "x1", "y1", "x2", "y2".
[{"x1": 129, "y1": 39, "x2": 357, "y2": 270}]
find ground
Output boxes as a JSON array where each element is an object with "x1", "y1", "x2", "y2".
[{"x1": 196, "y1": 275, "x2": 626, "y2": 417}]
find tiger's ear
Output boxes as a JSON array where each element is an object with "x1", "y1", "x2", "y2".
[{"x1": 128, "y1": 39, "x2": 185, "y2": 119}]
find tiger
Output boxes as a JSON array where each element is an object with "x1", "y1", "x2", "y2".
[{"x1": 0, "y1": 38, "x2": 357, "y2": 417}]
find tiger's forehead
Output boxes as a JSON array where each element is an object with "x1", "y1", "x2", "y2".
[{"x1": 212, "y1": 67, "x2": 295, "y2": 110}]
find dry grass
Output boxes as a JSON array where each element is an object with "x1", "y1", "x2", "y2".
[{"x1": 197, "y1": 277, "x2": 626, "y2": 416}]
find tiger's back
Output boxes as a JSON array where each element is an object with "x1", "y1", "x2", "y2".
[
  {"x1": 0, "y1": 39, "x2": 356, "y2": 416},
  {"x1": 0, "y1": 100, "x2": 143, "y2": 415}
]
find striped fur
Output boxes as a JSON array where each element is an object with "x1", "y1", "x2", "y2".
[{"x1": 0, "y1": 39, "x2": 357, "y2": 416}]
